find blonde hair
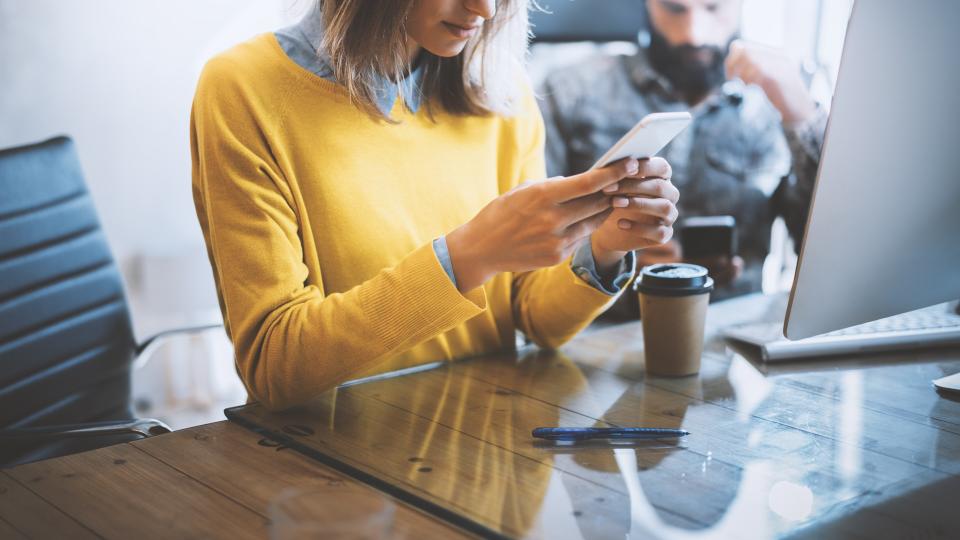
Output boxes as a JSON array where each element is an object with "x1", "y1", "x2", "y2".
[{"x1": 318, "y1": 0, "x2": 531, "y2": 120}]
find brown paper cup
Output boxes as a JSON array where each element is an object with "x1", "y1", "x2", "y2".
[
  {"x1": 634, "y1": 264, "x2": 714, "y2": 377},
  {"x1": 639, "y1": 292, "x2": 710, "y2": 375}
]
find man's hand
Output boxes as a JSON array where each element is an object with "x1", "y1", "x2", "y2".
[
  {"x1": 687, "y1": 254, "x2": 744, "y2": 287},
  {"x1": 725, "y1": 39, "x2": 817, "y2": 125},
  {"x1": 636, "y1": 240, "x2": 682, "y2": 268},
  {"x1": 635, "y1": 240, "x2": 744, "y2": 287}
]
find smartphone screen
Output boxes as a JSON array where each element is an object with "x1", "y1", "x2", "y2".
[{"x1": 591, "y1": 112, "x2": 692, "y2": 170}]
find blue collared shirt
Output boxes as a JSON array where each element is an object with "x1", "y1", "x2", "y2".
[{"x1": 275, "y1": 11, "x2": 634, "y2": 295}]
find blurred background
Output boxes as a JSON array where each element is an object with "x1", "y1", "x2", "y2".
[{"x1": 0, "y1": 0, "x2": 853, "y2": 429}]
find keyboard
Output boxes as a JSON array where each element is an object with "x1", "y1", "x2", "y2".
[{"x1": 722, "y1": 304, "x2": 960, "y2": 361}]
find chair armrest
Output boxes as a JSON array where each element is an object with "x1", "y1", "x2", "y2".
[
  {"x1": 134, "y1": 323, "x2": 224, "y2": 370},
  {"x1": 0, "y1": 418, "x2": 172, "y2": 442}
]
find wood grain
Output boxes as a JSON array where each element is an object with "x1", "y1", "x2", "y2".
[
  {"x1": 0, "y1": 518, "x2": 27, "y2": 540},
  {"x1": 133, "y1": 421, "x2": 473, "y2": 539},
  {"x1": 0, "y1": 471, "x2": 98, "y2": 540},
  {"x1": 6, "y1": 443, "x2": 267, "y2": 539}
]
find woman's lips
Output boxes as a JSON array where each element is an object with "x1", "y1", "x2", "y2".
[{"x1": 442, "y1": 21, "x2": 479, "y2": 39}]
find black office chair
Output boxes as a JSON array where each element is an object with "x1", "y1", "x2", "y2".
[
  {"x1": 0, "y1": 136, "x2": 220, "y2": 467},
  {"x1": 530, "y1": 0, "x2": 646, "y2": 42}
]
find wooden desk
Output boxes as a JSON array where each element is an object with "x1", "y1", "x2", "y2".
[
  {"x1": 1, "y1": 421, "x2": 471, "y2": 538},
  {"x1": 4, "y1": 293, "x2": 960, "y2": 539}
]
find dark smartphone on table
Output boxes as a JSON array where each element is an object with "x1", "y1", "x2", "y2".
[{"x1": 679, "y1": 216, "x2": 737, "y2": 259}]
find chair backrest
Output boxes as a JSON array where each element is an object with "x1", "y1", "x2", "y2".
[
  {"x1": 0, "y1": 136, "x2": 136, "y2": 433},
  {"x1": 530, "y1": 0, "x2": 647, "y2": 43}
]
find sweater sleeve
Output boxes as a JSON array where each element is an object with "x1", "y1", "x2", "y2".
[
  {"x1": 191, "y1": 57, "x2": 486, "y2": 410},
  {"x1": 508, "y1": 88, "x2": 626, "y2": 349}
]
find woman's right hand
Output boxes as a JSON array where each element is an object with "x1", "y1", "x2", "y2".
[{"x1": 445, "y1": 159, "x2": 640, "y2": 292}]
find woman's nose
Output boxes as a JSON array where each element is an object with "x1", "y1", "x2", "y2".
[{"x1": 464, "y1": 0, "x2": 496, "y2": 20}]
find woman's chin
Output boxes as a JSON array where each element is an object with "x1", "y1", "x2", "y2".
[{"x1": 422, "y1": 40, "x2": 469, "y2": 58}]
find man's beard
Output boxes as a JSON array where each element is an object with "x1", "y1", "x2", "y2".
[{"x1": 646, "y1": 27, "x2": 731, "y2": 102}]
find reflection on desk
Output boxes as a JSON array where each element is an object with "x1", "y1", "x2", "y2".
[
  {"x1": 227, "y1": 293, "x2": 960, "y2": 539},
  {"x1": 4, "y1": 294, "x2": 958, "y2": 539}
]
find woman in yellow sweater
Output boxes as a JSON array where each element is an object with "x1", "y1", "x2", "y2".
[{"x1": 191, "y1": 0, "x2": 680, "y2": 410}]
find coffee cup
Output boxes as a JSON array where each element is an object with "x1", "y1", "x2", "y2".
[{"x1": 633, "y1": 263, "x2": 714, "y2": 376}]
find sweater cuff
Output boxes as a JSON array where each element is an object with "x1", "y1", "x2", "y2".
[
  {"x1": 359, "y1": 242, "x2": 487, "y2": 352},
  {"x1": 553, "y1": 258, "x2": 632, "y2": 321}
]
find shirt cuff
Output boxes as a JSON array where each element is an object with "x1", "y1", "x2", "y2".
[
  {"x1": 433, "y1": 236, "x2": 458, "y2": 289},
  {"x1": 570, "y1": 242, "x2": 636, "y2": 296}
]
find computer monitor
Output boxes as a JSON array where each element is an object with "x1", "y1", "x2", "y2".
[{"x1": 784, "y1": 0, "x2": 960, "y2": 340}]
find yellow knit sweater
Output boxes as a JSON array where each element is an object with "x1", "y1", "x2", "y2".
[{"x1": 191, "y1": 34, "x2": 622, "y2": 410}]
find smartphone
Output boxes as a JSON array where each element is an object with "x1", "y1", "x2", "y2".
[
  {"x1": 679, "y1": 215, "x2": 737, "y2": 259},
  {"x1": 590, "y1": 111, "x2": 692, "y2": 170}
]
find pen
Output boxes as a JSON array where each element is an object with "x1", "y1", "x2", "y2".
[{"x1": 532, "y1": 427, "x2": 690, "y2": 441}]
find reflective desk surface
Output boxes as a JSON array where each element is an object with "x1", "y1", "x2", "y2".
[{"x1": 4, "y1": 293, "x2": 960, "y2": 539}]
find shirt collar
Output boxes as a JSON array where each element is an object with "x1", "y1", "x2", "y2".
[
  {"x1": 286, "y1": 6, "x2": 425, "y2": 116},
  {"x1": 624, "y1": 50, "x2": 673, "y2": 95},
  {"x1": 624, "y1": 49, "x2": 745, "y2": 112}
]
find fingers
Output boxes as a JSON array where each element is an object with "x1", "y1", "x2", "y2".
[
  {"x1": 725, "y1": 40, "x2": 767, "y2": 86},
  {"x1": 563, "y1": 210, "x2": 611, "y2": 246},
  {"x1": 610, "y1": 178, "x2": 679, "y2": 204},
  {"x1": 630, "y1": 157, "x2": 672, "y2": 181},
  {"x1": 732, "y1": 255, "x2": 745, "y2": 272},
  {"x1": 614, "y1": 220, "x2": 675, "y2": 245},
  {"x1": 681, "y1": 255, "x2": 745, "y2": 286},
  {"x1": 736, "y1": 63, "x2": 763, "y2": 87},
  {"x1": 555, "y1": 192, "x2": 615, "y2": 227},
  {"x1": 598, "y1": 197, "x2": 677, "y2": 252},
  {"x1": 552, "y1": 158, "x2": 638, "y2": 202},
  {"x1": 688, "y1": 255, "x2": 731, "y2": 269},
  {"x1": 688, "y1": 256, "x2": 736, "y2": 285},
  {"x1": 725, "y1": 40, "x2": 746, "y2": 80},
  {"x1": 539, "y1": 156, "x2": 672, "y2": 204},
  {"x1": 617, "y1": 197, "x2": 679, "y2": 224}
]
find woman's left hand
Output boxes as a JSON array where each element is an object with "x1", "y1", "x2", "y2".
[{"x1": 589, "y1": 157, "x2": 680, "y2": 271}]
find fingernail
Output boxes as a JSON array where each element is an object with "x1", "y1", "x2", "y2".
[
  {"x1": 618, "y1": 219, "x2": 633, "y2": 230},
  {"x1": 612, "y1": 196, "x2": 629, "y2": 208},
  {"x1": 627, "y1": 159, "x2": 639, "y2": 175},
  {"x1": 603, "y1": 182, "x2": 619, "y2": 193}
]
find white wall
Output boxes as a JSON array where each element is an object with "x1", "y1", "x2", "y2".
[
  {"x1": 741, "y1": 0, "x2": 854, "y2": 105},
  {"x1": 0, "y1": 0, "x2": 309, "y2": 324}
]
